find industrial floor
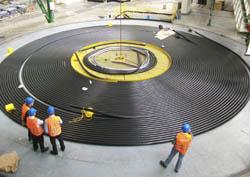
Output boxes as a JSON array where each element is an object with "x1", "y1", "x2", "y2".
[
  {"x1": 0, "y1": 0, "x2": 245, "y2": 44},
  {"x1": 0, "y1": 1, "x2": 250, "y2": 177}
]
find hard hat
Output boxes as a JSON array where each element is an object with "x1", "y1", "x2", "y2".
[
  {"x1": 28, "y1": 108, "x2": 37, "y2": 116},
  {"x1": 182, "y1": 123, "x2": 191, "y2": 133},
  {"x1": 47, "y1": 106, "x2": 55, "y2": 115},
  {"x1": 25, "y1": 97, "x2": 34, "y2": 105}
]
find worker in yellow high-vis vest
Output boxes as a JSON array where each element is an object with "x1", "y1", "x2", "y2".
[{"x1": 160, "y1": 123, "x2": 192, "y2": 173}]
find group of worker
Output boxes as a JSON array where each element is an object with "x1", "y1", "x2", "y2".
[
  {"x1": 21, "y1": 97, "x2": 65, "y2": 155},
  {"x1": 21, "y1": 97, "x2": 192, "y2": 172}
]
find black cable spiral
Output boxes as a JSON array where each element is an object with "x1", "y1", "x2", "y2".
[{"x1": 0, "y1": 25, "x2": 249, "y2": 145}]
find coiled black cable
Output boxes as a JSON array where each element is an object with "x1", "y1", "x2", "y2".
[{"x1": 0, "y1": 25, "x2": 249, "y2": 145}]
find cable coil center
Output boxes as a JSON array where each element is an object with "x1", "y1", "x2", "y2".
[{"x1": 71, "y1": 40, "x2": 172, "y2": 82}]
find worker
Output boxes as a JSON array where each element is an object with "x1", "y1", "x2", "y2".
[
  {"x1": 45, "y1": 106, "x2": 65, "y2": 155},
  {"x1": 21, "y1": 97, "x2": 34, "y2": 141},
  {"x1": 176, "y1": 9, "x2": 181, "y2": 20},
  {"x1": 159, "y1": 123, "x2": 192, "y2": 173},
  {"x1": 26, "y1": 108, "x2": 49, "y2": 153}
]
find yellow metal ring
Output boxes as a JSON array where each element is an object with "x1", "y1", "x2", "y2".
[{"x1": 71, "y1": 40, "x2": 172, "y2": 82}]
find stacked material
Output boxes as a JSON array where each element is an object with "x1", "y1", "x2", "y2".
[
  {"x1": 244, "y1": 0, "x2": 250, "y2": 18},
  {"x1": 0, "y1": 2, "x2": 27, "y2": 20},
  {"x1": 114, "y1": 2, "x2": 178, "y2": 22},
  {"x1": 233, "y1": 0, "x2": 249, "y2": 32}
]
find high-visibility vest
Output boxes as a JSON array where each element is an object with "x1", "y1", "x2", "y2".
[
  {"x1": 21, "y1": 104, "x2": 30, "y2": 121},
  {"x1": 174, "y1": 132, "x2": 192, "y2": 155},
  {"x1": 26, "y1": 117, "x2": 43, "y2": 136},
  {"x1": 45, "y1": 116, "x2": 62, "y2": 137}
]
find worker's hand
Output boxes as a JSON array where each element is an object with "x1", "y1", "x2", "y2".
[{"x1": 171, "y1": 138, "x2": 176, "y2": 144}]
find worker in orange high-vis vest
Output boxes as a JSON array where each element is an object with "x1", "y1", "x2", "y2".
[
  {"x1": 45, "y1": 106, "x2": 65, "y2": 155},
  {"x1": 26, "y1": 108, "x2": 49, "y2": 153},
  {"x1": 160, "y1": 123, "x2": 192, "y2": 173},
  {"x1": 21, "y1": 97, "x2": 34, "y2": 141}
]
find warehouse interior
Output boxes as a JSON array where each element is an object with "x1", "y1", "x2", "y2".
[{"x1": 0, "y1": 0, "x2": 250, "y2": 177}]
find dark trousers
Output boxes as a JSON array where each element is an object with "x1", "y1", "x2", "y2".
[
  {"x1": 164, "y1": 147, "x2": 185, "y2": 172},
  {"x1": 50, "y1": 134, "x2": 65, "y2": 154},
  {"x1": 32, "y1": 134, "x2": 46, "y2": 151},
  {"x1": 28, "y1": 130, "x2": 32, "y2": 141},
  {"x1": 23, "y1": 118, "x2": 32, "y2": 141}
]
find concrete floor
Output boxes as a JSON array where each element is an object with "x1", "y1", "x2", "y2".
[
  {"x1": 174, "y1": 4, "x2": 244, "y2": 44},
  {"x1": 0, "y1": 0, "x2": 245, "y2": 44},
  {"x1": 0, "y1": 1, "x2": 250, "y2": 177}
]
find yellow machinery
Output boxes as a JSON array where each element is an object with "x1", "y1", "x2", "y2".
[
  {"x1": 69, "y1": 106, "x2": 95, "y2": 123},
  {"x1": 71, "y1": 40, "x2": 172, "y2": 82},
  {"x1": 5, "y1": 103, "x2": 16, "y2": 113},
  {"x1": 114, "y1": 2, "x2": 178, "y2": 22}
]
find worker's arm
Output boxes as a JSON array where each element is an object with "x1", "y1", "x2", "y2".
[
  {"x1": 172, "y1": 137, "x2": 176, "y2": 145},
  {"x1": 188, "y1": 132, "x2": 193, "y2": 140},
  {"x1": 37, "y1": 119, "x2": 44, "y2": 125},
  {"x1": 59, "y1": 117, "x2": 63, "y2": 124},
  {"x1": 24, "y1": 111, "x2": 29, "y2": 120},
  {"x1": 22, "y1": 111, "x2": 29, "y2": 126},
  {"x1": 44, "y1": 122, "x2": 48, "y2": 134}
]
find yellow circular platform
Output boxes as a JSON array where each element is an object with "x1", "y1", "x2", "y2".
[{"x1": 71, "y1": 40, "x2": 172, "y2": 82}]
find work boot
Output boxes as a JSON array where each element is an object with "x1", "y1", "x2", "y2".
[
  {"x1": 41, "y1": 147, "x2": 49, "y2": 153},
  {"x1": 160, "y1": 160, "x2": 167, "y2": 168},
  {"x1": 50, "y1": 151, "x2": 58, "y2": 155},
  {"x1": 61, "y1": 146, "x2": 65, "y2": 152}
]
